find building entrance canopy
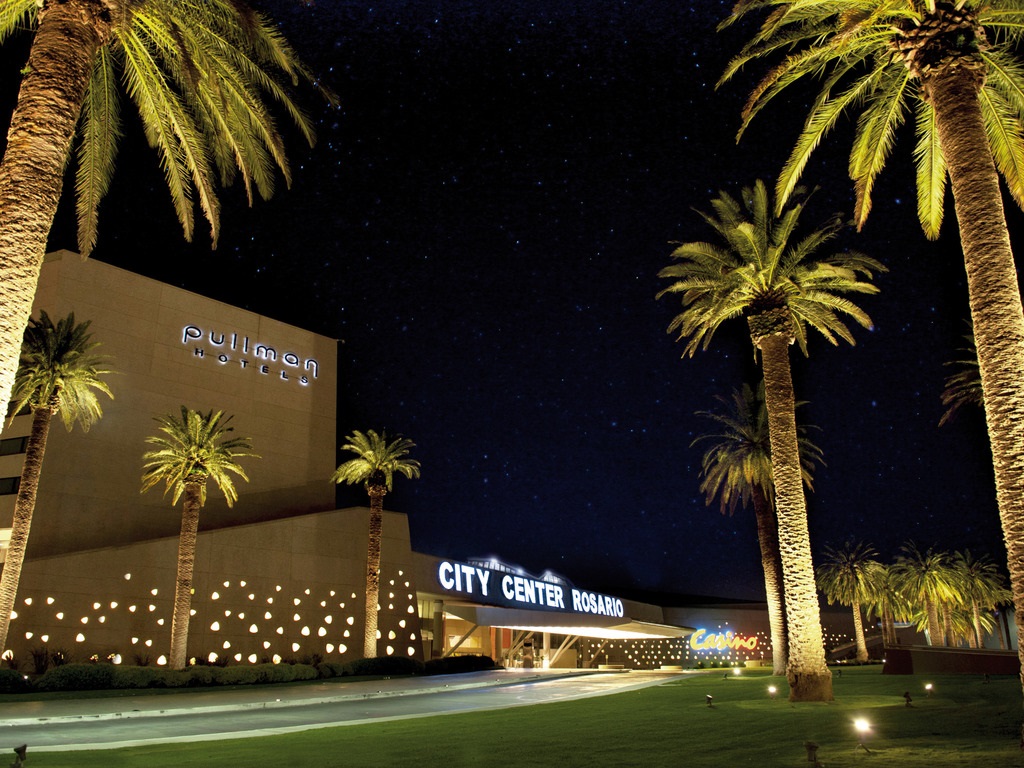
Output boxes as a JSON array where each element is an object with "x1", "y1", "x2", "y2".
[{"x1": 445, "y1": 603, "x2": 693, "y2": 641}]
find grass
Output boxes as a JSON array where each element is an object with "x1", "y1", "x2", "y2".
[{"x1": 22, "y1": 667, "x2": 1024, "y2": 767}]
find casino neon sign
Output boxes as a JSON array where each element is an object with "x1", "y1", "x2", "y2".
[{"x1": 688, "y1": 628, "x2": 758, "y2": 651}]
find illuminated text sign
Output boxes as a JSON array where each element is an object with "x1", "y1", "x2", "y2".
[
  {"x1": 182, "y1": 325, "x2": 319, "y2": 386},
  {"x1": 688, "y1": 628, "x2": 758, "y2": 651},
  {"x1": 436, "y1": 560, "x2": 625, "y2": 617}
]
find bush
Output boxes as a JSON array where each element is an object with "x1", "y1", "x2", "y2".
[
  {"x1": 343, "y1": 656, "x2": 424, "y2": 677},
  {"x1": 36, "y1": 663, "x2": 116, "y2": 692},
  {"x1": 0, "y1": 668, "x2": 29, "y2": 693},
  {"x1": 110, "y1": 666, "x2": 178, "y2": 689},
  {"x1": 29, "y1": 645, "x2": 49, "y2": 675},
  {"x1": 425, "y1": 655, "x2": 500, "y2": 676},
  {"x1": 316, "y1": 661, "x2": 346, "y2": 679},
  {"x1": 185, "y1": 666, "x2": 215, "y2": 687},
  {"x1": 212, "y1": 666, "x2": 261, "y2": 686}
]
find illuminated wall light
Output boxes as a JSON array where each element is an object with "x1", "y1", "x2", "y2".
[
  {"x1": 109, "y1": 602, "x2": 118, "y2": 609},
  {"x1": 131, "y1": 637, "x2": 139, "y2": 645},
  {"x1": 224, "y1": 610, "x2": 232, "y2": 617},
  {"x1": 317, "y1": 627, "x2": 327, "y2": 637},
  {"x1": 343, "y1": 630, "x2": 350, "y2": 638},
  {"x1": 376, "y1": 630, "x2": 381, "y2": 639},
  {"x1": 148, "y1": 605, "x2": 156, "y2": 612},
  {"x1": 190, "y1": 609, "x2": 196, "y2": 616},
  {"x1": 237, "y1": 612, "x2": 245, "y2": 620},
  {"x1": 386, "y1": 646, "x2": 394, "y2": 656},
  {"x1": 326, "y1": 643, "x2": 336, "y2": 653},
  {"x1": 124, "y1": 573, "x2": 131, "y2": 580},
  {"x1": 247, "y1": 654, "x2": 257, "y2": 664},
  {"x1": 128, "y1": 605, "x2": 137, "y2": 613},
  {"x1": 157, "y1": 656, "x2": 167, "y2": 666},
  {"x1": 398, "y1": 570, "x2": 404, "y2": 576},
  {"x1": 339, "y1": 602, "x2": 346, "y2": 609},
  {"x1": 111, "y1": 654, "x2": 122, "y2": 665},
  {"x1": 211, "y1": 622, "x2": 221, "y2": 631},
  {"x1": 301, "y1": 626, "x2": 311, "y2": 636},
  {"x1": 276, "y1": 627, "x2": 284, "y2": 635},
  {"x1": 272, "y1": 654, "x2": 282, "y2": 663},
  {"x1": 330, "y1": 590, "x2": 337, "y2": 597},
  {"x1": 407, "y1": 606, "x2": 415, "y2": 614},
  {"x1": 275, "y1": 585, "x2": 282, "y2": 592},
  {"x1": 24, "y1": 632, "x2": 32, "y2": 640},
  {"x1": 75, "y1": 633, "x2": 85, "y2": 642},
  {"x1": 208, "y1": 652, "x2": 218, "y2": 663},
  {"x1": 293, "y1": 598, "x2": 301, "y2": 606},
  {"x1": 267, "y1": 597, "x2": 274, "y2": 604},
  {"x1": 151, "y1": 589, "x2": 159, "y2": 596},
  {"x1": 23, "y1": 598, "x2": 32, "y2": 606},
  {"x1": 388, "y1": 604, "x2": 394, "y2": 610},
  {"x1": 291, "y1": 643, "x2": 300, "y2": 652},
  {"x1": 233, "y1": 653, "x2": 242, "y2": 662},
  {"x1": 320, "y1": 601, "x2": 327, "y2": 608},
  {"x1": 263, "y1": 641, "x2": 271, "y2": 649},
  {"x1": 407, "y1": 647, "x2": 415, "y2": 656},
  {"x1": 99, "y1": 617, "x2": 107, "y2": 624},
  {"x1": 248, "y1": 594, "x2": 255, "y2": 601},
  {"x1": 324, "y1": 615, "x2": 333, "y2": 624},
  {"x1": 92, "y1": 602, "x2": 100, "y2": 610},
  {"x1": 249, "y1": 625, "x2": 259, "y2": 634},
  {"x1": 338, "y1": 644, "x2": 347, "y2": 654},
  {"x1": 293, "y1": 613, "x2": 301, "y2": 622},
  {"x1": 8, "y1": 611, "x2": 15, "y2": 620},
  {"x1": 389, "y1": 592, "x2": 395, "y2": 599},
  {"x1": 145, "y1": 640, "x2": 153, "y2": 647},
  {"x1": 40, "y1": 635, "x2": 48, "y2": 643},
  {"x1": 388, "y1": 631, "x2": 396, "y2": 640},
  {"x1": 389, "y1": 580, "x2": 395, "y2": 586},
  {"x1": 46, "y1": 597, "x2": 54, "y2": 605},
  {"x1": 222, "y1": 641, "x2": 231, "y2": 649},
  {"x1": 81, "y1": 617, "x2": 89, "y2": 624},
  {"x1": 264, "y1": 611, "x2": 272, "y2": 620},
  {"x1": 346, "y1": 617, "x2": 355, "y2": 626},
  {"x1": 223, "y1": 581, "x2": 231, "y2": 588},
  {"x1": 351, "y1": 593, "x2": 357, "y2": 599},
  {"x1": 211, "y1": 592, "x2": 220, "y2": 600},
  {"x1": 304, "y1": 588, "x2": 310, "y2": 595},
  {"x1": 399, "y1": 620, "x2": 407, "y2": 628},
  {"x1": 409, "y1": 633, "x2": 417, "y2": 640}
]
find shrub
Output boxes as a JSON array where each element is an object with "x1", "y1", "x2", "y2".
[
  {"x1": 36, "y1": 663, "x2": 116, "y2": 691},
  {"x1": 50, "y1": 648, "x2": 71, "y2": 667},
  {"x1": 0, "y1": 668, "x2": 29, "y2": 693},
  {"x1": 110, "y1": 666, "x2": 172, "y2": 689},
  {"x1": 212, "y1": 666, "x2": 261, "y2": 686},
  {"x1": 425, "y1": 655, "x2": 499, "y2": 676},
  {"x1": 343, "y1": 656, "x2": 424, "y2": 677},
  {"x1": 185, "y1": 666, "x2": 215, "y2": 687}
]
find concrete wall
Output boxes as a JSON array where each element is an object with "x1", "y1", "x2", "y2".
[
  {"x1": 4, "y1": 507, "x2": 421, "y2": 667},
  {"x1": 0, "y1": 251, "x2": 338, "y2": 558}
]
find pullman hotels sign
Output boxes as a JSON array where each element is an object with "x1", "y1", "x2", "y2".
[
  {"x1": 436, "y1": 559, "x2": 625, "y2": 618},
  {"x1": 181, "y1": 325, "x2": 320, "y2": 386}
]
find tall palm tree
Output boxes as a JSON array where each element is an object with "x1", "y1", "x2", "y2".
[
  {"x1": 816, "y1": 542, "x2": 883, "y2": 663},
  {"x1": 332, "y1": 430, "x2": 421, "y2": 659},
  {"x1": 658, "y1": 180, "x2": 884, "y2": 701},
  {"x1": 892, "y1": 542, "x2": 961, "y2": 646},
  {"x1": 0, "y1": 0, "x2": 325, "y2": 433},
  {"x1": 719, "y1": 0, "x2": 1024, "y2": 687},
  {"x1": 141, "y1": 408, "x2": 256, "y2": 670},
  {"x1": 953, "y1": 550, "x2": 1010, "y2": 649},
  {"x1": 863, "y1": 562, "x2": 912, "y2": 648},
  {"x1": 693, "y1": 381, "x2": 824, "y2": 675},
  {"x1": 0, "y1": 311, "x2": 111, "y2": 654}
]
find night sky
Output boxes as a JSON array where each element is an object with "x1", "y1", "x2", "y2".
[{"x1": 16, "y1": 1, "x2": 1015, "y2": 599}]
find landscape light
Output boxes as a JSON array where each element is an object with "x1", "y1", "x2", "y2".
[
  {"x1": 925, "y1": 682, "x2": 933, "y2": 696},
  {"x1": 804, "y1": 740, "x2": 820, "y2": 767},
  {"x1": 854, "y1": 718, "x2": 872, "y2": 753},
  {"x1": 706, "y1": 694, "x2": 714, "y2": 708},
  {"x1": 732, "y1": 667, "x2": 741, "y2": 676},
  {"x1": 768, "y1": 685, "x2": 777, "y2": 700}
]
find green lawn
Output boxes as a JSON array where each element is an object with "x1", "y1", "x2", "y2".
[{"x1": 24, "y1": 668, "x2": 1024, "y2": 767}]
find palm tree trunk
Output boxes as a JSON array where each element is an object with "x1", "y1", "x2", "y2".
[
  {"x1": 925, "y1": 597, "x2": 942, "y2": 646},
  {"x1": 0, "y1": 405, "x2": 54, "y2": 653},
  {"x1": 752, "y1": 485, "x2": 787, "y2": 675},
  {"x1": 995, "y1": 610, "x2": 1007, "y2": 651},
  {"x1": 942, "y1": 603, "x2": 954, "y2": 647},
  {"x1": 169, "y1": 481, "x2": 203, "y2": 670},
  {"x1": 364, "y1": 486, "x2": 386, "y2": 659},
  {"x1": 882, "y1": 602, "x2": 897, "y2": 646},
  {"x1": 852, "y1": 600, "x2": 868, "y2": 663},
  {"x1": 755, "y1": 331, "x2": 832, "y2": 702},
  {"x1": 0, "y1": 1, "x2": 112, "y2": 425},
  {"x1": 926, "y1": 63, "x2": 1024, "y2": 693}
]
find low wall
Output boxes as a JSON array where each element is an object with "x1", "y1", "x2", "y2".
[{"x1": 883, "y1": 646, "x2": 1019, "y2": 676}]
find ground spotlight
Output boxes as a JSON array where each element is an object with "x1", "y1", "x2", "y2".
[
  {"x1": 925, "y1": 682, "x2": 933, "y2": 696},
  {"x1": 804, "y1": 740, "x2": 821, "y2": 767},
  {"x1": 706, "y1": 694, "x2": 714, "y2": 708},
  {"x1": 854, "y1": 718, "x2": 872, "y2": 753},
  {"x1": 768, "y1": 685, "x2": 777, "y2": 700},
  {"x1": 11, "y1": 744, "x2": 26, "y2": 768}
]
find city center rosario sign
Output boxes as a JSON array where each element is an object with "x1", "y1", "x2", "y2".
[
  {"x1": 436, "y1": 559, "x2": 625, "y2": 618},
  {"x1": 181, "y1": 325, "x2": 320, "y2": 386}
]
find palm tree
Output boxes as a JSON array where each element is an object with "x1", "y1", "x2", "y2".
[
  {"x1": 720, "y1": 0, "x2": 1024, "y2": 684},
  {"x1": 892, "y1": 542, "x2": 961, "y2": 646},
  {"x1": 953, "y1": 550, "x2": 1010, "y2": 649},
  {"x1": 939, "y1": 327, "x2": 982, "y2": 427},
  {"x1": 693, "y1": 381, "x2": 824, "y2": 675},
  {"x1": 863, "y1": 562, "x2": 912, "y2": 648},
  {"x1": 816, "y1": 542, "x2": 883, "y2": 663},
  {"x1": 0, "y1": 0, "x2": 325, "y2": 434},
  {"x1": 141, "y1": 408, "x2": 257, "y2": 670},
  {"x1": 332, "y1": 430, "x2": 421, "y2": 659},
  {"x1": 0, "y1": 311, "x2": 112, "y2": 654},
  {"x1": 658, "y1": 180, "x2": 884, "y2": 701}
]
